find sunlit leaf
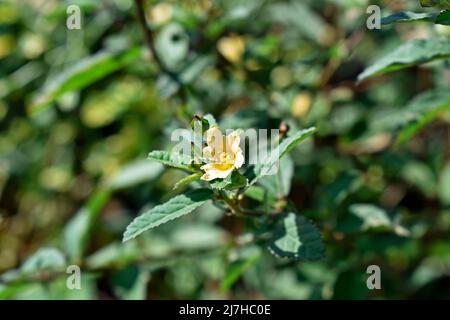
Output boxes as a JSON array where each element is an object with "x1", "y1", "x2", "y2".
[
  {"x1": 210, "y1": 171, "x2": 248, "y2": 190},
  {"x1": 439, "y1": 162, "x2": 450, "y2": 205},
  {"x1": 381, "y1": 12, "x2": 438, "y2": 25},
  {"x1": 358, "y1": 39, "x2": 450, "y2": 81},
  {"x1": 401, "y1": 162, "x2": 436, "y2": 197},
  {"x1": 396, "y1": 89, "x2": 450, "y2": 145},
  {"x1": 30, "y1": 47, "x2": 141, "y2": 114},
  {"x1": 123, "y1": 189, "x2": 213, "y2": 242},
  {"x1": 249, "y1": 127, "x2": 316, "y2": 183},
  {"x1": 268, "y1": 213, "x2": 325, "y2": 261},
  {"x1": 220, "y1": 249, "x2": 261, "y2": 292},
  {"x1": 148, "y1": 150, "x2": 193, "y2": 171},
  {"x1": 63, "y1": 190, "x2": 112, "y2": 262},
  {"x1": 105, "y1": 160, "x2": 163, "y2": 190},
  {"x1": 349, "y1": 204, "x2": 391, "y2": 230},
  {"x1": 21, "y1": 248, "x2": 66, "y2": 274},
  {"x1": 339, "y1": 204, "x2": 410, "y2": 236}
]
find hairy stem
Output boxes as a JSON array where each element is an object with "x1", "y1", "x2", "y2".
[{"x1": 219, "y1": 191, "x2": 264, "y2": 217}]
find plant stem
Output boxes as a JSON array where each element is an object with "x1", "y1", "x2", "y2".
[
  {"x1": 219, "y1": 191, "x2": 264, "y2": 217},
  {"x1": 133, "y1": 0, "x2": 178, "y2": 81}
]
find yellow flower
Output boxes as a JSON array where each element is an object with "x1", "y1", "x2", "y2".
[
  {"x1": 200, "y1": 126, "x2": 244, "y2": 181},
  {"x1": 148, "y1": 3, "x2": 172, "y2": 25}
]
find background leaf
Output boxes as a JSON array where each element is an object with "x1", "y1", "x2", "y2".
[
  {"x1": 63, "y1": 190, "x2": 112, "y2": 262},
  {"x1": 30, "y1": 47, "x2": 141, "y2": 114},
  {"x1": 250, "y1": 127, "x2": 316, "y2": 183},
  {"x1": 420, "y1": 0, "x2": 450, "y2": 8},
  {"x1": 381, "y1": 12, "x2": 438, "y2": 25},
  {"x1": 358, "y1": 39, "x2": 450, "y2": 81},
  {"x1": 20, "y1": 248, "x2": 66, "y2": 275},
  {"x1": 396, "y1": 89, "x2": 450, "y2": 145},
  {"x1": 268, "y1": 213, "x2": 325, "y2": 261},
  {"x1": 105, "y1": 160, "x2": 163, "y2": 190},
  {"x1": 436, "y1": 9, "x2": 450, "y2": 24}
]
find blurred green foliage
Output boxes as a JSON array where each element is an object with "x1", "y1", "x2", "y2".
[{"x1": 0, "y1": 0, "x2": 450, "y2": 299}]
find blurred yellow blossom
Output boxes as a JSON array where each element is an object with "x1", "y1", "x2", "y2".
[
  {"x1": 148, "y1": 3, "x2": 172, "y2": 25},
  {"x1": 291, "y1": 92, "x2": 311, "y2": 118},
  {"x1": 217, "y1": 34, "x2": 245, "y2": 63}
]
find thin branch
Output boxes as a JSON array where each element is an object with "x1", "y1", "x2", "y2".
[
  {"x1": 133, "y1": 0, "x2": 177, "y2": 80},
  {"x1": 218, "y1": 191, "x2": 267, "y2": 218}
]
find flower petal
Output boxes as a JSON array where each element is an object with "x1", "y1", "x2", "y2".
[
  {"x1": 202, "y1": 145, "x2": 214, "y2": 160},
  {"x1": 226, "y1": 130, "x2": 241, "y2": 154},
  {"x1": 234, "y1": 150, "x2": 244, "y2": 169},
  {"x1": 205, "y1": 125, "x2": 224, "y2": 153},
  {"x1": 200, "y1": 163, "x2": 234, "y2": 180}
]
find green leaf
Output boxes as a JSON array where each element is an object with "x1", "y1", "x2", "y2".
[
  {"x1": 21, "y1": 248, "x2": 66, "y2": 274},
  {"x1": 340, "y1": 204, "x2": 410, "y2": 236},
  {"x1": 319, "y1": 172, "x2": 363, "y2": 208},
  {"x1": 370, "y1": 89, "x2": 450, "y2": 143},
  {"x1": 155, "y1": 56, "x2": 213, "y2": 98},
  {"x1": 380, "y1": 9, "x2": 450, "y2": 26},
  {"x1": 190, "y1": 115, "x2": 210, "y2": 133},
  {"x1": 411, "y1": 255, "x2": 450, "y2": 289},
  {"x1": 278, "y1": 127, "x2": 317, "y2": 157},
  {"x1": 358, "y1": 39, "x2": 450, "y2": 82},
  {"x1": 270, "y1": 2, "x2": 329, "y2": 45},
  {"x1": 203, "y1": 114, "x2": 217, "y2": 126},
  {"x1": 190, "y1": 115, "x2": 209, "y2": 160},
  {"x1": 220, "y1": 250, "x2": 261, "y2": 292},
  {"x1": 264, "y1": 270, "x2": 313, "y2": 299},
  {"x1": 381, "y1": 12, "x2": 438, "y2": 25},
  {"x1": 179, "y1": 56, "x2": 213, "y2": 84},
  {"x1": 250, "y1": 127, "x2": 316, "y2": 183},
  {"x1": 123, "y1": 188, "x2": 213, "y2": 242},
  {"x1": 0, "y1": 283, "x2": 36, "y2": 300},
  {"x1": 63, "y1": 190, "x2": 112, "y2": 262},
  {"x1": 210, "y1": 171, "x2": 248, "y2": 190},
  {"x1": 112, "y1": 265, "x2": 150, "y2": 300},
  {"x1": 349, "y1": 204, "x2": 392, "y2": 230},
  {"x1": 148, "y1": 150, "x2": 193, "y2": 171},
  {"x1": 259, "y1": 155, "x2": 294, "y2": 197},
  {"x1": 0, "y1": 247, "x2": 66, "y2": 284},
  {"x1": 268, "y1": 213, "x2": 325, "y2": 261},
  {"x1": 401, "y1": 162, "x2": 436, "y2": 197},
  {"x1": 30, "y1": 47, "x2": 141, "y2": 114},
  {"x1": 439, "y1": 162, "x2": 450, "y2": 205},
  {"x1": 155, "y1": 23, "x2": 189, "y2": 71},
  {"x1": 105, "y1": 160, "x2": 163, "y2": 190},
  {"x1": 396, "y1": 89, "x2": 450, "y2": 145},
  {"x1": 436, "y1": 9, "x2": 450, "y2": 24},
  {"x1": 86, "y1": 242, "x2": 140, "y2": 270},
  {"x1": 420, "y1": 0, "x2": 450, "y2": 8},
  {"x1": 243, "y1": 185, "x2": 268, "y2": 202},
  {"x1": 170, "y1": 223, "x2": 227, "y2": 251}
]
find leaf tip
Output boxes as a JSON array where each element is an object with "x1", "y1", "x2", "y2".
[
  {"x1": 122, "y1": 224, "x2": 138, "y2": 243},
  {"x1": 122, "y1": 230, "x2": 133, "y2": 243}
]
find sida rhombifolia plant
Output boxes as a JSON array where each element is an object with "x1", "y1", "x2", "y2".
[{"x1": 122, "y1": 115, "x2": 325, "y2": 261}]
